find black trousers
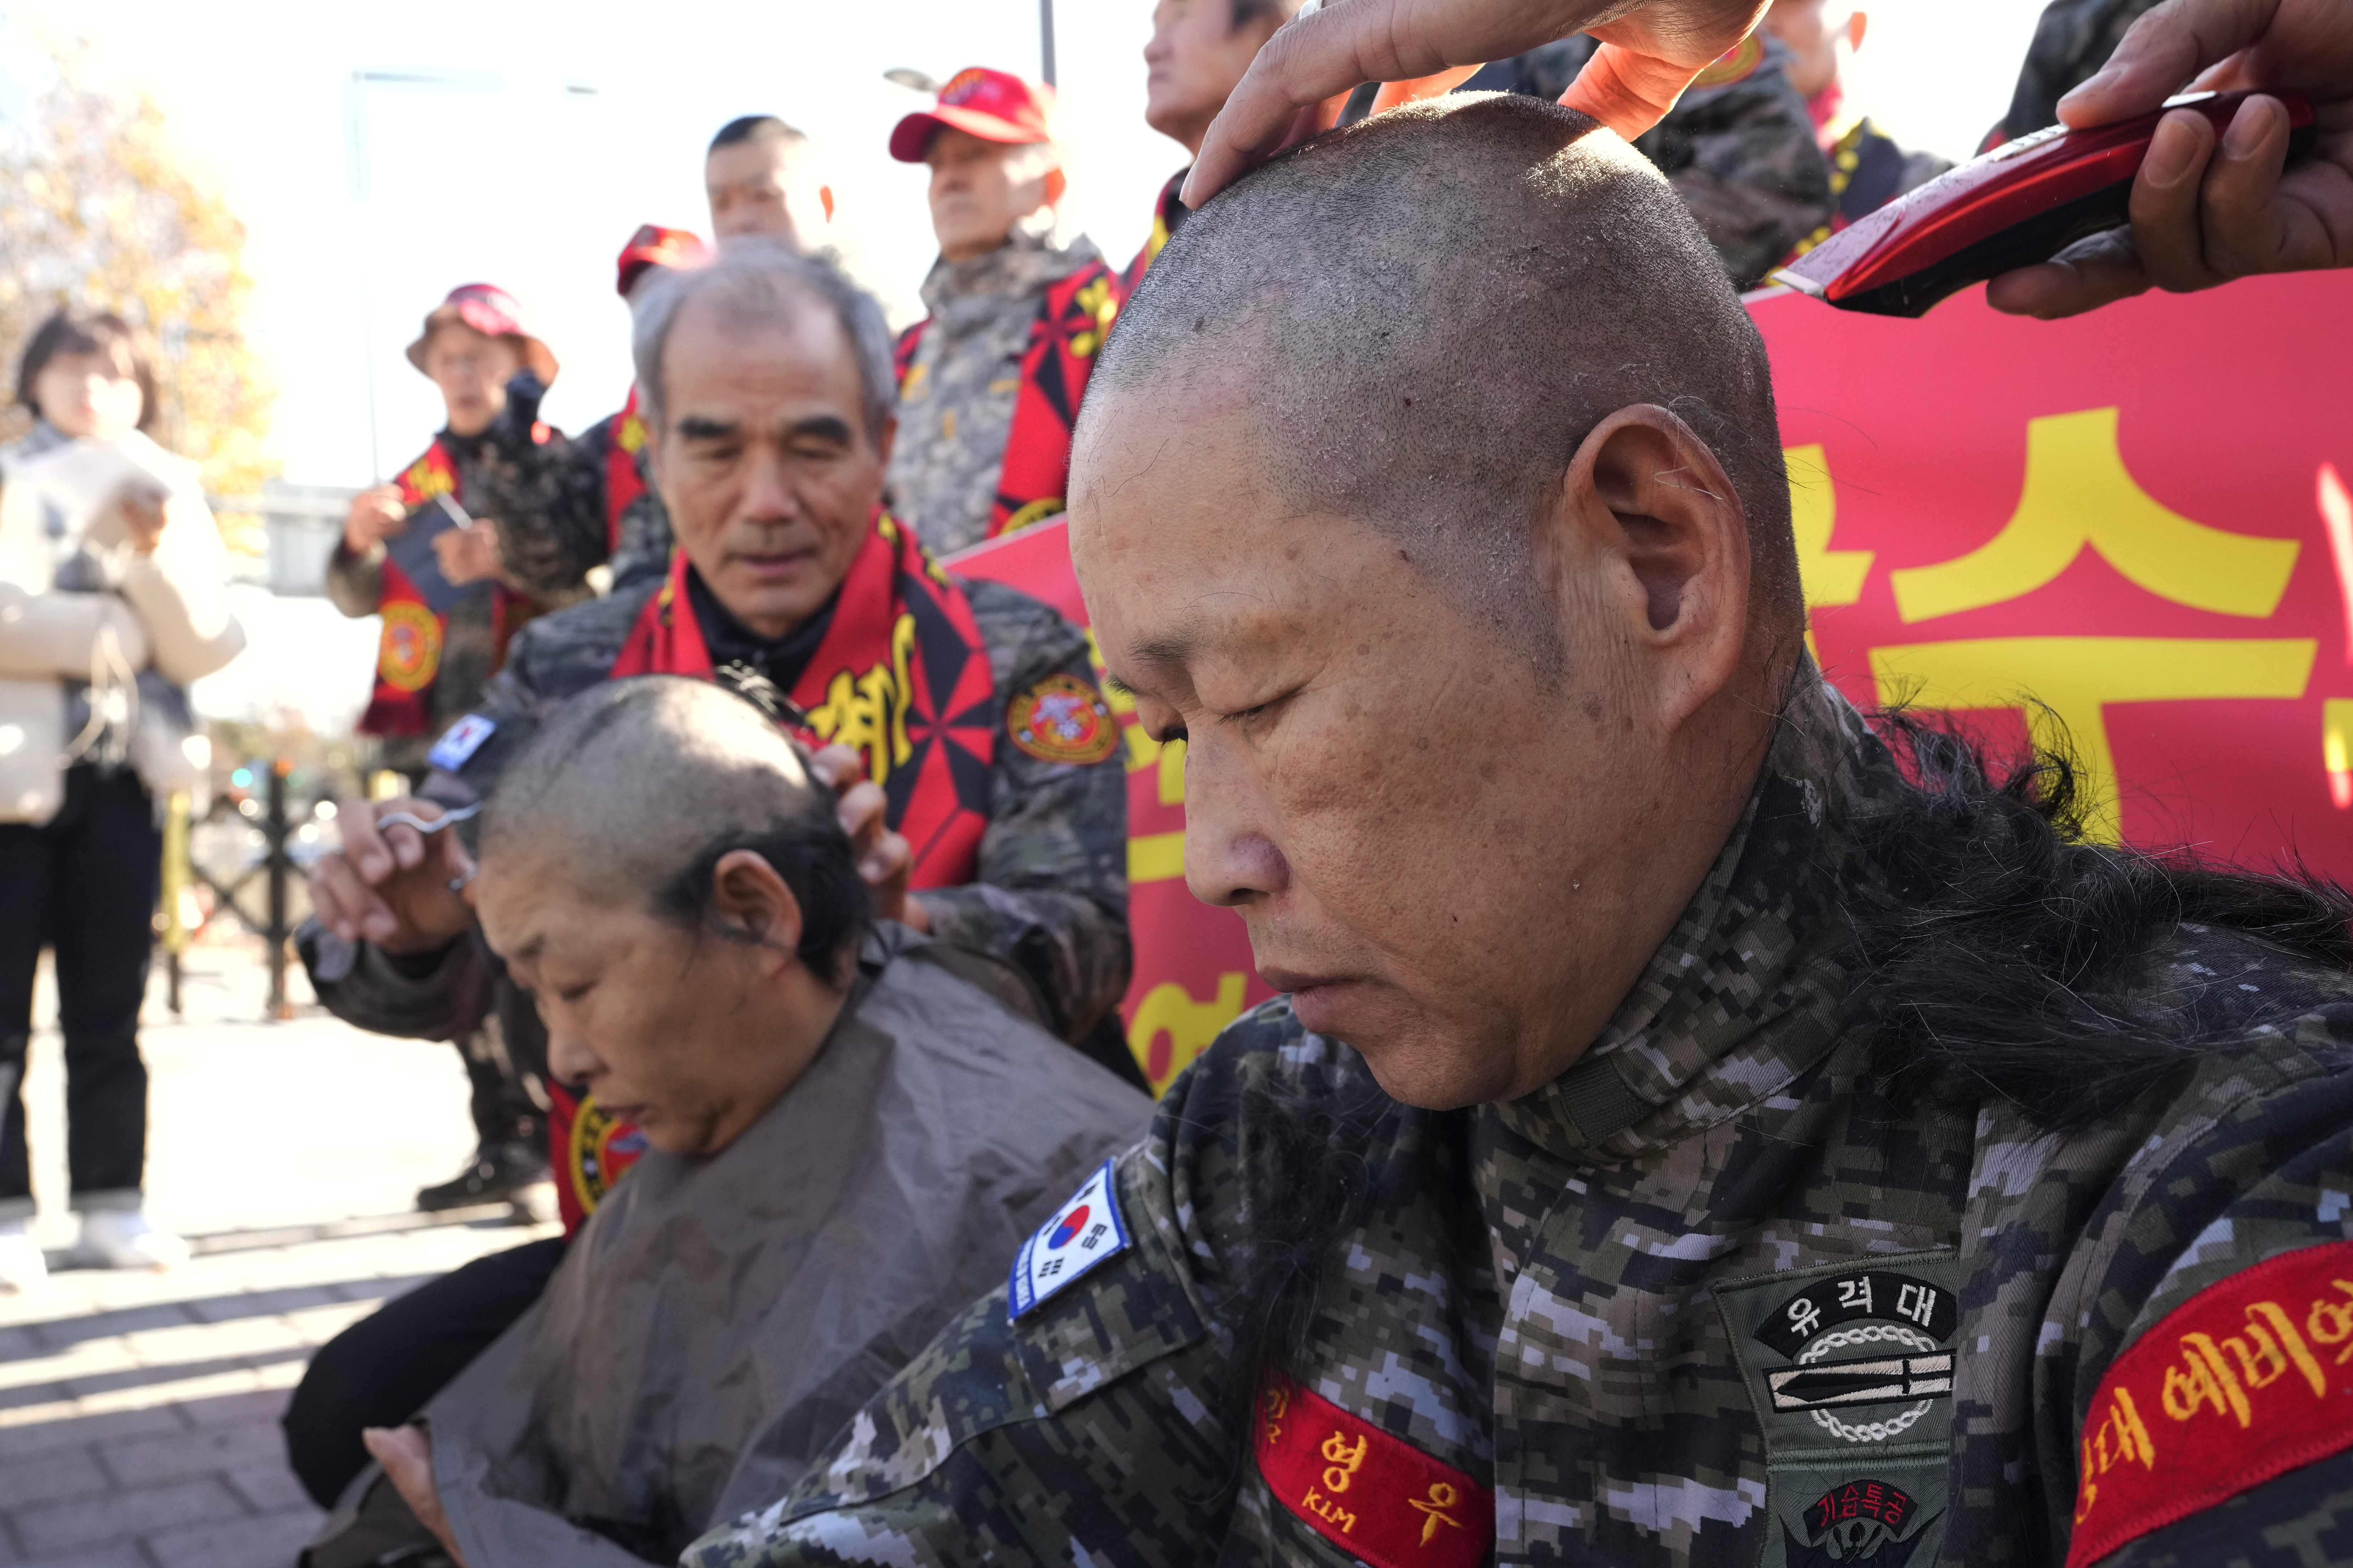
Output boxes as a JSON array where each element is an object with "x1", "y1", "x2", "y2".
[
  {"x1": 0, "y1": 766, "x2": 160, "y2": 1213},
  {"x1": 282, "y1": 1234, "x2": 566, "y2": 1508}
]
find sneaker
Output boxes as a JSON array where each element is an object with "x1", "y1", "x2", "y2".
[
  {"x1": 416, "y1": 1140, "x2": 549, "y2": 1213},
  {"x1": 76, "y1": 1209, "x2": 190, "y2": 1271},
  {"x1": 0, "y1": 1220, "x2": 46, "y2": 1292}
]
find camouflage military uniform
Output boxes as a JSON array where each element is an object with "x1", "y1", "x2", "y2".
[
  {"x1": 306, "y1": 564, "x2": 1132, "y2": 1052},
  {"x1": 887, "y1": 231, "x2": 1107, "y2": 556},
  {"x1": 1999, "y1": 0, "x2": 2164, "y2": 147},
  {"x1": 688, "y1": 670, "x2": 2353, "y2": 1568},
  {"x1": 1472, "y1": 34, "x2": 1833, "y2": 289}
]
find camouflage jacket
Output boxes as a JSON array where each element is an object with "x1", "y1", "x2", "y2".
[
  {"x1": 687, "y1": 676, "x2": 2353, "y2": 1568},
  {"x1": 1999, "y1": 0, "x2": 2164, "y2": 147},
  {"x1": 887, "y1": 230, "x2": 1109, "y2": 557},
  {"x1": 1482, "y1": 33, "x2": 1832, "y2": 289},
  {"x1": 308, "y1": 567, "x2": 1132, "y2": 1047},
  {"x1": 483, "y1": 403, "x2": 679, "y2": 597}
]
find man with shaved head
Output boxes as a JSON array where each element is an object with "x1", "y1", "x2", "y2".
[
  {"x1": 691, "y1": 91, "x2": 2353, "y2": 1568},
  {"x1": 303, "y1": 676, "x2": 1148, "y2": 1568}
]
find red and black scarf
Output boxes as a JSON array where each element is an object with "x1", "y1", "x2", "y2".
[
  {"x1": 892, "y1": 260, "x2": 1122, "y2": 541},
  {"x1": 610, "y1": 510, "x2": 999, "y2": 889}
]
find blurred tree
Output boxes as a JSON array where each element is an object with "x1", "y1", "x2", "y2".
[{"x1": 0, "y1": 35, "x2": 275, "y2": 532}]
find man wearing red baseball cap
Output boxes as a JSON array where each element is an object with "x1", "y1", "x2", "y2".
[
  {"x1": 325, "y1": 282, "x2": 587, "y2": 1216},
  {"x1": 885, "y1": 67, "x2": 1121, "y2": 556},
  {"x1": 559, "y1": 225, "x2": 711, "y2": 592}
]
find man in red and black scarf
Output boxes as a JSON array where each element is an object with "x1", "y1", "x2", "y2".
[
  {"x1": 283, "y1": 241, "x2": 1136, "y2": 1511},
  {"x1": 885, "y1": 67, "x2": 1121, "y2": 555},
  {"x1": 315, "y1": 236, "x2": 1137, "y2": 1175}
]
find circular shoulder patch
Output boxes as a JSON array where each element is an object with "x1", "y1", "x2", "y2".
[
  {"x1": 1008, "y1": 673, "x2": 1120, "y2": 765},
  {"x1": 1690, "y1": 33, "x2": 1765, "y2": 89},
  {"x1": 376, "y1": 601, "x2": 443, "y2": 693},
  {"x1": 567, "y1": 1093, "x2": 649, "y2": 1219}
]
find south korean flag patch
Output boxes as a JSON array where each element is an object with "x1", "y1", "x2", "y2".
[
  {"x1": 1008, "y1": 1158, "x2": 1130, "y2": 1321},
  {"x1": 425, "y1": 713, "x2": 497, "y2": 773}
]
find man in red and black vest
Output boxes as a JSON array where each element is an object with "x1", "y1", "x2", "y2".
[
  {"x1": 330, "y1": 285, "x2": 579, "y2": 778},
  {"x1": 284, "y1": 241, "x2": 1136, "y2": 1507},
  {"x1": 325, "y1": 284, "x2": 588, "y2": 1214},
  {"x1": 1126, "y1": 0, "x2": 1303, "y2": 291},
  {"x1": 885, "y1": 67, "x2": 1120, "y2": 556}
]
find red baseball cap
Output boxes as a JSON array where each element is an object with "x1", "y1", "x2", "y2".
[
  {"x1": 889, "y1": 67, "x2": 1056, "y2": 163},
  {"x1": 406, "y1": 283, "x2": 559, "y2": 385},
  {"x1": 615, "y1": 224, "x2": 711, "y2": 299}
]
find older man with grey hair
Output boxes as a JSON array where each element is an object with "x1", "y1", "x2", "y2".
[{"x1": 285, "y1": 241, "x2": 1140, "y2": 1516}]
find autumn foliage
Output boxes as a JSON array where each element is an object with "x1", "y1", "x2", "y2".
[{"x1": 0, "y1": 37, "x2": 275, "y2": 528}]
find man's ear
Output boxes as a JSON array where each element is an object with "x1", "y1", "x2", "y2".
[
  {"x1": 871, "y1": 411, "x2": 898, "y2": 474},
  {"x1": 1043, "y1": 167, "x2": 1069, "y2": 208},
  {"x1": 818, "y1": 183, "x2": 836, "y2": 223},
  {"x1": 709, "y1": 849, "x2": 805, "y2": 969},
  {"x1": 1553, "y1": 403, "x2": 1751, "y2": 728}
]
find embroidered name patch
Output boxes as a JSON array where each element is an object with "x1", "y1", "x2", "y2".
[
  {"x1": 425, "y1": 713, "x2": 497, "y2": 772},
  {"x1": 1006, "y1": 673, "x2": 1119, "y2": 765},
  {"x1": 1008, "y1": 1159, "x2": 1130, "y2": 1320},
  {"x1": 1254, "y1": 1374, "x2": 1493, "y2": 1568},
  {"x1": 1754, "y1": 1269, "x2": 1959, "y2": 1359},
  {"x1": 1717, "y1": 1249, "x2": 1968, "y2": 1568},
  {"x1": 2067, "y1": 1238, "x2": 2353, "y2": 1567}
]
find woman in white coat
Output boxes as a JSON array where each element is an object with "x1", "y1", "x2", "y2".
[{"x1": 0, "y1": 308, "x2": 245, "y2": 1290}]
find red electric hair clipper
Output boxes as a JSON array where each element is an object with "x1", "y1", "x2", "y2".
[{"x1": 1772, "y1": 89, "x2": 2316, "y2": 317}]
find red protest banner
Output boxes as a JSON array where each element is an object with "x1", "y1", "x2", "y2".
[{"x1": 951, "y1": 273, "x2": 2353, "y2": 1095}]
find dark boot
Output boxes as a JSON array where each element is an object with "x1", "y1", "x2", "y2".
[{"x1": 415, "y1": 1138, "x2": 549, "y2": 1213}]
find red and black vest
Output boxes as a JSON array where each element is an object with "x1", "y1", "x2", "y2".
[
  {"x1": 357, "y1": 430, "x2": 551, "y2": 738},
  {"x1": 359, "y1": 440, "x2": 472, "y2": 737},
  {"x1": 892, "y1": 260, "x2": 1122, "y2": 540}
]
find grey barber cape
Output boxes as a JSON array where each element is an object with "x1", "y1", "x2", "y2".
[{"x1": 304, "y1": 926, "x2": 1152, "y2": 1567}]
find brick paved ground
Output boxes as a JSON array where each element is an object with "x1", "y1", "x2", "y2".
[{"x1": 0, "y1": 935, "x2": 558, "y2": 1567}]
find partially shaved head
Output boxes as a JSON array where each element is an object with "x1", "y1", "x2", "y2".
[
  {"x1": 476, "y1": 677, "x2": 869, "y2": 1155},
  {"x1": 481, "y1": 677, "x2": 865, "y2": 980},
  {"x1": 1080, "y1": 92, "x2": 1800, "y2": 657}
]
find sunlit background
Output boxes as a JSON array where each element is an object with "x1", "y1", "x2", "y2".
[
  {"x1": 0, "y1": 0, "x2": 2059, "y2": 732},
  {"x1": 8, "y1": 0, "x2": 2051, "y2": 485}
]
